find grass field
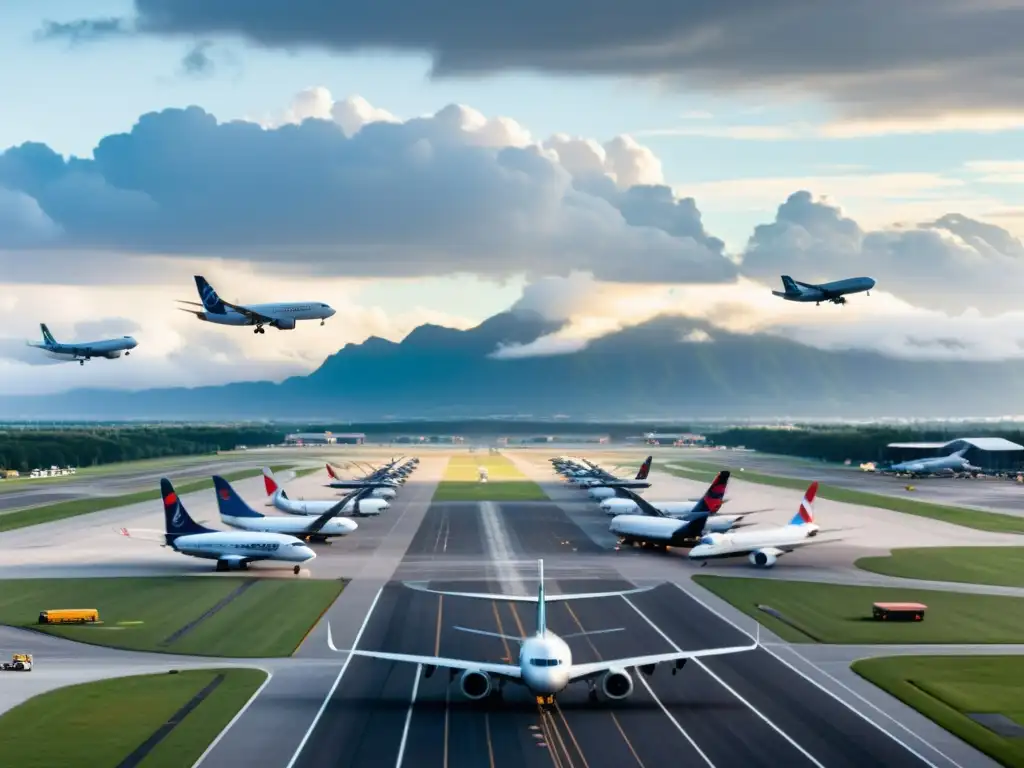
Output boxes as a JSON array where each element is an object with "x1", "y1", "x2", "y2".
[
  {"x1": 692, "y1": 575, "x2": 1024, "y2": 644},
  {"x1": 0, "y1": 577, "x2": 344, "y2": 657},
  {"x1": 856, "y1": 547, "x2": 1024, "y2": 588},
  {"x1": 433, "y1": 454, "x2": 548, "y2": 501},
  {"x1": 0, "y1": 465, "x2": 293, "y2": 533},
  {"x1": 665, "y1": 461, "x2": 1024, "y2": 534},
  {"x1": 0, "y1": 668, "x2": 266, "y2": 768},
  {"x1": 853, "y1": 656, "x2": 1024, "y2": 768}
]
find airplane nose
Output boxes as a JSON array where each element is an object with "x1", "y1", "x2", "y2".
[
  {"x1": 327, "y1": 307, "x2": 337, "y2": 317},
  {"x1": 346, "y1": 520, "x2": 359, "y2": 533}
]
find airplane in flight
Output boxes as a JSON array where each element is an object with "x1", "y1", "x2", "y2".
[
  {"x1": 772, "y1": 275, "x2": 875, "y2": 306},
  {"x1": 27, "y1": 323, "x2": 137, "y2": 366},
  {"x1": 118, "y1": 478, "x2": 316, "y2": 573},
  {"x1": 176, "y1": 276, "x2": 336, "y2": 334},
  {"x1": 213, "y1": 476, "x2": 360, "y2": 541},
  {"x1": 265, "y1": 466, "x2": 396, "y2": 502},
  {"x1": 876, "y1": 449, "x2": 982, "y2": 478},
  {"x1": 327, "y1": 560, "x2": 757, "y2": 706},
  {"x1": 688, "y1": 481, "x2": 842, "y2": 567}
]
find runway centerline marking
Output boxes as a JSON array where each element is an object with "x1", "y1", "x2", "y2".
[
  {"x1": 283, "y1": 586, "x2": 384, "y2": 768},
  {"x1": 622, "y1": 595, "x2": 826, "y2": 768},
  {"x1": 673, "y1": 583, "x2": 947, "y2": 768},
  {"x1": 395, "y1": 664, "x2": 423, "y2": 768},
  {"x1": 480, "y1": 501, "x2": 526, "y2": 594}
]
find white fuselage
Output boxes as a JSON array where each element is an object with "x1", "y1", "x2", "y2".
[
  {"x1": 171, "y1": 531, "x2": 316, "y2": 563},
  {"x1": 688, "y1": 524, "x2": 819, "y2": 560},
  {"x1": 200, "y1": 302, "x2": 335, "y2": 327},
  {"x1": 609, "y1": 514, "x2": 690, "y2": 542},
  {"x1": 273, "y1": 490, "x2": 389, "y2": 517},
  {"x1": 601, "y1": 499, "x2": 696, "y2": 516},
  {"x1": 32, "y1": 336, "x2": 138, "y2": 362},
  {"x1": 220, "y1": 513, "x2": 357, "y2": 537},
  {"x1": 518, "y1": 633, "x2": 573, "y2": 695}
]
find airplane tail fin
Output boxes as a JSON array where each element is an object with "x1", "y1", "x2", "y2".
[
  {"x1": 635, "y1": 455, "x2": 653, "y2": 480},
  {"x1": 39, "y1": 323, "x2": 57, "y2": 346},
  {"x1": 326, "y1": 462, "x2": 339, "y2": 480},
  {"x1": 691, "y1": 471, "x2": 730, "y2": 515},
  {"x1": 212, "y1": 475, "x2": 264, "y2": 519},
  {"x1": 262, "y1": 467, "x2": 287, "y2": 499},
  {"x1": 161, "y1": 478, "x2": 215, "y2": 542},
  {"x1": 194, "y1": 275, "x2": 227, "y2": 315},
  {"x1": 780, "y1": 275, "x2": 801, "y2": 295},
  {"x1": 788, "y1": 481, "x2": 818, "y2": 526}
]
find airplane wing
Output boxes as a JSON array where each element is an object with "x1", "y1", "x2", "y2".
[
  {"x1": 402, "y1": 583, "x2": 656, "y2": 602},
  {"x1": 326, "y1": 624, "x2": 521, "y2": 680},
  {"x1": 219, "y1": 300, "x2": 278, "y2": 324},
  {"x1": 568, "y1": 634, "x2": 759, "y2": 682}
]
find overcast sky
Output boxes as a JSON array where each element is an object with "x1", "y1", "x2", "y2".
[{"x1": 1, "y1": 1, "x2": 1023, "y2": 395}]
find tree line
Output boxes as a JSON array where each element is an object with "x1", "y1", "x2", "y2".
[{"x1": 0, "y1": 426, "x2": 285, "y2": 473}]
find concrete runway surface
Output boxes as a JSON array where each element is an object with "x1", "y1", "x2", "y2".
[{"x1": 0, "y1": 449, "x2": 1013, "y2": 767}]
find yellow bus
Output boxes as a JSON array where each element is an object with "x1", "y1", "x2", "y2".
[{"x1": 38, "y1": 609, "x2": 99, "y2": 625}]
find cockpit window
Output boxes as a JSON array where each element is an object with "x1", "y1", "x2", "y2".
[
  {"x1": 291, "y1": 542, "x2": 307, "y2": 547},
  {"x1": 699, "y1": 535, "x2": 717, "y2": 546},
  {"x1": 530, "y1": 658, "x2": 562, "y2": 667}
]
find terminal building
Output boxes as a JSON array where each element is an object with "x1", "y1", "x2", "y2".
[
  {"x1": 284, "y1": 432, "x2": 366, "y2": 445},
  {"x1": 884, "y1": 437, "x2": 1024, "y2": 472}
]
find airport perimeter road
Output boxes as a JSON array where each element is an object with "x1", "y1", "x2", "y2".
[{"x1": 285, "y1": 495, "x2": 954, "y2": 768}]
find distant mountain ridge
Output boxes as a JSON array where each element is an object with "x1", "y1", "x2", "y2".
[{"x1": 1, "y1": 310, "x2": 1021, "y2": 420}]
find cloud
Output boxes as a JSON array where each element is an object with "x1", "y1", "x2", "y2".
[
  {"x1": 739, "y1": 191, "x2": 1024, "y2": 314},
  {"x1": 180, "y1": 41, "x2": 215, "y2": 77},
  {"x1": 39, "y1": 1, "x2": 1024, "y2": 119},
  {"x1": 0, "y1": 92, "x2": 736, "y2": 286}
]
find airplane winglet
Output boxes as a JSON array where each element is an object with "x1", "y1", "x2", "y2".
[{"x1": 327, "y1": 622, "x2": 339, "y2": 652}]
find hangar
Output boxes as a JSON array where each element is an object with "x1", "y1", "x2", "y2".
[{"x1": 885, "y1": 437, "x2": 1024, "y2": 472}]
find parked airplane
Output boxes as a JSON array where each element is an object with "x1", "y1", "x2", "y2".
[
  {"x1": 27, "y1": 323, "x2": 137, "y2": 366},
  {"x1": 772, "y1": 275, "x2": 875, "y2": 306},
  {"x1": 213, "y1": 475, "x2": 360, "y2": 541},
  {"x1": 877, "y1": 449, "x2": 982, "y2": 478},
  {"x1": 176, "y1": 276, "x2": 336, "y2": 334},
  {"x1": 599, "y1": 470, "x2": 729, "y2": 515},
  {"x1": 327, "y1": 559, "x2": 757, "y2": 705},
  {"x1": 583, "y1": 457, "x2": 654, "y2": 499},
  {"x1": 264, "y1": 473, "x2": 391, "y2": 517},
  {"x1": 688, "y1": 481, "x2": 840, "y2": 567},
  {"x1": 324, "y1": 463, "x2": 400, "y2": 495},
  {"x1": 265, "y1": 467, "x2": 395, "y2": 503},
  {"x1": 118, "y1": 478, "x2": 315, "y2": 573}
]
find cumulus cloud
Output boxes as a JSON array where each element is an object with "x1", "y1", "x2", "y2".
[
  {"x1": 180, "y1": 41, "x2": 215, "y2": 77},
  {"x1": 38, "y1": 1, "x2": 1024, "y2": 119},
  {"x1": 739, "y1": 191, "x2": 1024, "y2": 314}
]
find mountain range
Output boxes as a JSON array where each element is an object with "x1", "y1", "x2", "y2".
[{"x1": 2, "y1": 310, "x2": 1021, "y2": 420}]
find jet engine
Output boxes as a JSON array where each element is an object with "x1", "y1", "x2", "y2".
[
  {"x1": 272, "y1": 318, "x2": 297, "y2": 330},
  {"x1": 104, "y1": 351, "x2": 123, "y2": 359},
  {"x1": 749, "y1": 547, "x2": 784, "y2": 567},
  {"x1": 459, "y1": 669, "x2": 492, "y2": 700},
  {"x1": 600, "y1": 668, "x2": 634, "y2": 700}
]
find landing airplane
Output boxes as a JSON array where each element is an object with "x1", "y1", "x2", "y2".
[
  {"x1": 27, "y1": 323, "x2": 137, "y2": 366},
  {"x1": 213, "y1": 475, "x2": 360, "y2": 541},
  {"x1": 877, "y1": 449, "x2": 982, "y2": 478},
  {"x1": 118, "y1": 478, "x2": 316, "y2": 573},
  {"x1": 176, "y1": 276, "x2": 336, "y2": 334},
  {"x1": 688, "y1": 481, "x2": 842, "y2": 567},
  {"x1": 327, "y1": 559, "x2": 757, "y2": 706},
  {"x1": 772, "y1": 275, "x2": 875, "y2": 306}
]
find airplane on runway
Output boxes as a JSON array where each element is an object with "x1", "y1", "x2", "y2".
[
  {"x1": 27, "y1": 323, "x2": 137, "y2": 366},
  {"x1": 117, "y1": 478, "x2": 316, "y2": 573},
  {"x1": 176, "y1": 276, "x2": 336, "y2": 334},
  {"x1": 688, "y1": 481, "x2": 842, "y2": 567},
  {"x1": 262, "y1": 470, "x2": 391, "y2": 517},
  {"x1": 326, "y1": 559, "x2": 757, "y2": 706},
  {"x1": 772, "y1": 275, "x2": 875, "y2": 306},
  {"x1": 213, "y1": 475, "x2": 360, "y2": 541},
  {"x1": 876, "y1": 449, "x2": 982, "y2": 478}
]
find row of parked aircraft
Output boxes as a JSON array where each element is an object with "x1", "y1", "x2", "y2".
[
  {"x1": 28, "y1": 275, "x2": 337, "y2": 365},
  {"x1": 120, "y1": 457, "x2": 418, "y2": 573},
  {"x1": 552, "y1": 456, "x2": 839, "y2": 567}
]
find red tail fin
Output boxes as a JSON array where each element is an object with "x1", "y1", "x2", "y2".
[
  {"x1": 693, "y1": 470, "x2": 730, "y2": 514},
  {"x1": 635, "y1": 456, "x2": 653, "y2": 480},
  {"x1": 262, "y1": 467, "x2": 278, "y2": 497},
  {"x1": 326, "y1": 463, "x2": 338, "y2": 479}
]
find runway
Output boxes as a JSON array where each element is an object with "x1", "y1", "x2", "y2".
[{"x1": 289, "y1": 495, "x2": 937, "y2": 768}]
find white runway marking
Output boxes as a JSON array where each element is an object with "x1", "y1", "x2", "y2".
[{"x1": 395, "y1": 664, "x2": 423, "y2": 768}]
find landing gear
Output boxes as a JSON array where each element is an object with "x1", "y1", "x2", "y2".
[
  {"x1": 588, "y1": 683, "x2": 598, "y2": 702},
  {"x1": 79, "y1": 360, "x2": 85, "y2": 366},
  {"x1": 253, "y1": 325, "x2": 265, "y2": 334},
  {"x1": 320, "y1": 319, "x2": 326, "y2": 326},
  {"x1": 125, "y1": 351, "x2": 130, "y2": 356},
  {"x1": 215, "y1": 560, "x2": 229, "y2": 572},
  {"x1": 293, "y1": 565, "x2": 301, "y2": 575}
]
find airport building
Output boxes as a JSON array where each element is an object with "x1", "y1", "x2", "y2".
[
  {"x1": 626, "y1": 432, "x2": 708, "y2": 446},
  {"x1": 884, "y1": 437, "x2": 1024, "y2": 472}
]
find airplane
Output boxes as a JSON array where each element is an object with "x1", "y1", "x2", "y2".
[
  {"x1": 265, "y1": 466, "x2": 395, "y2": 502},
  {"x1": 599, "y1": 469, "x2": 732, "y2": 515},
  {"x1": 27, "y1": 323, "x2": 137, "y2": 366},
  {"x1": 772, "y1": 275, "x2": 875, "y2": 306},
  {"x1": 118, "y1": 478, "x2": 316, "y2": 574},
  {"x1": 876, "y1": 449, "x2": 982, "y2": 478},
  {"x1": 264, "y1": 474, "x2": 391, "y2": 517},
  {"x1": 326, "y1": 559, "x2": 757, "y2": 706},
  {"x1": 324, "y1": 462, "x2": 401, "y2": 494},
  {"x1": 213, "y1": 475, "x2": 360, "y2": 541},
  {"x1": 176, "y1": 276, "x2": 336, "y2": 334},
  {"x1": 688, "y1": 481, "x2": 841, "y2": 567},
  {"x1": 583, "y1": 457, "x2": 654, "y2": 500}
]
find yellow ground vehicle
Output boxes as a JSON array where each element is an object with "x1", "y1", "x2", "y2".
[
  {"x1": 38, "y1": 608, "x2": 99, "y2": 624},
  {"x1": 1, "y1": 654, "x2": 32, "y2": 671}
]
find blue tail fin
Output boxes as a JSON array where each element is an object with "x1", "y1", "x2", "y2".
[
  {"x1": 213, "y1": 476, "x2": 264, "y2": 519},
  {"x1": 195, "y1": 276, "x2": 227, "y2": 314},
  {"x1": 781, "y1": 275, "x2": 800, "y2": 295},
  {"x1": 162, "y1": 478, "x2": 215, "y2": 542},
  {"x1": 40, "y1": 323, "x2": 57, "y2": 346}
]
